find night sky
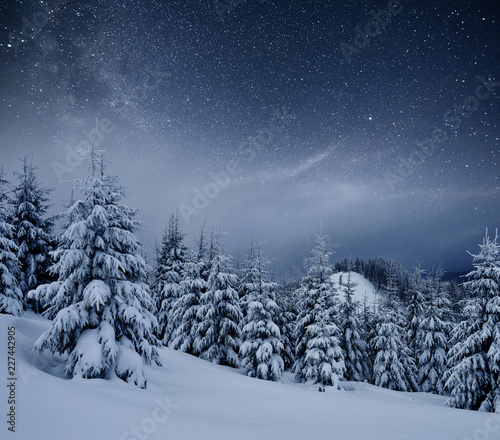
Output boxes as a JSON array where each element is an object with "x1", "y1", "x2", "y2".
[{"x1": 1, "y1": 0, "x2": 498, "y2": 277}]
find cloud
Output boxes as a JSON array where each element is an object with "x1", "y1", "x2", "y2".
[{"x1": 237, "y1": 148, "x2": 333, "y2": 186}]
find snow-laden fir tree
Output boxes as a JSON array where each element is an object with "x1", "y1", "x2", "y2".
[
  {"x1": 169, "y1": 228, "x2": 208, "y2": 354},
  {"x1": 275, "y1": 277, "x2": 298, "y2": 371},
  {"x1": 239, "y1": 239, "x2": 259, "y2": 323},
  {"x1": 405, "y1": 263, "x2": 426, "y2": 363},
  {"x1": 360, "y1": 292, "x2": 376, "y2": 383},
  {"x1": 383, "y1": 261, "x2": 400, "y2": 308},
  {"x1": 30, "y1": 153, "x2": 161, "y2": 388},
  {"x1": 339, "y1": 263, "x2": 371, "y2": 382},
  {"x1": 444, "y1": 228, "x2": 500, "y2": 411},
  {"x1": 239, "y1": 240, "x2": 284, "y2": 380},
  {"x1": 372, "y1": 277, "x2": 418, "y2": 392},
  {"x1": 11, "y1": 156, "x2": 55, "y2": 311},
  {"x1": 154, "y1": 212, "x2": 188, "y2": 345},
  {"x1": 0, "y1": 169, "x2": 23, "y2": 316},
  {"x1": 195, "y1": 231, "x2": 242, "y2": 367},
  {"x1": 294, "y1": 233, "x2": 345, "y2": 388},
  {"x1": 448, "y1": 279, "x2": 465, "y2": 321},
  {"x1": 417, "y1": 266, "x2": 451, "y2": 394}
]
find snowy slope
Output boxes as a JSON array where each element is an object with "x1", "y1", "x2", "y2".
[
  {"x1": 1, "y1": 312, "x2": 492, "y2": 440},
  {"x1": 331, "y1": 271, "x2": 379, "y2": 308}
]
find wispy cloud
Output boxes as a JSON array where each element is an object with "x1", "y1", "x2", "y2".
[{"x1": 237, "y1": 148, "x2": 333, "y2": 186}]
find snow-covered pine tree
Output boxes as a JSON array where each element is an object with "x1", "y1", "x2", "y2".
[
  {"x1": 195, "y1": 231, "x2": 242, "y2": 367},
  {"x1": 238, "y1": 239, "x2": 256, "y2": 321},
  {"x1": 169, "y1": 228, "x2": 208, "y2": 355},
  {"x1": 447, "y1": 279, "x2": 464, "y2": 321},
  {"x1": 240, "y1": 240, "x2": 284, "y2": 380},
  {"x1": 339, "y1": 262, "x2": 371, "y2": 382},
  {"x1": 0, "y1": 169, "x2": 23, "y2": 316},
  {"x1": 155, "y1": 212, "x2": 188, "y2": 345},
  {"x1": 405, "y1": 263, "x2": 426, "y2": 363},
  {"x1": 444, "y1": 228, "x2": 500, "y2": 411},
  {"x1": 30, "y1": 152, "x2": 160, "y2": 388},
  {"x1": 372, "y1": 280, "x2": 418, "y2": 392},
  {"x1": 417, "y1": 266, "x2": 451, "y2": 394},
  {"x1": 11, "y1": 156, "x2": 55, "y2": 311},
  {"x1": 294, "y1": 233, "x2": 345, "y2": 388},
  {"x1": 360, "y1": 292, "x2": 376, "y2": 383},
  {"x1": 275, "y1": 276, "x2": 298, "y2": 371},
  {"x1": 383, "y1": 261, "x2": 400, "y2": 307}
]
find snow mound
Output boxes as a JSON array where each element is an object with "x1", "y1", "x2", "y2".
[
  {"x1": 331, "y1": 271, "x2": 379, "y2": 308},
  {"x1": 0, "y1": 312, "x2": 491, "y2": 440}
]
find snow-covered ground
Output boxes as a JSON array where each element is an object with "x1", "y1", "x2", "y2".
[
  {"x1": 1, "y1": 312, "x2": 493, "y2": 440},
  {"x1": 331, "y1": 271, "x2": 379, "y2": 308}
]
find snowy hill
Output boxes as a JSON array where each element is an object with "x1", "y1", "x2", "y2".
[
  {"x1": 1, "y1": 312, "x2": 490, "y2": 440},
  {"x1": 331, "y1": 271, "x2": 378, "y2": 308}
]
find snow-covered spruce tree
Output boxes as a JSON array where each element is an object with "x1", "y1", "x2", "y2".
[
  {"x1": 405, "y1": 263, "x2": 426, "y2": 363},
  {"x1": 444, "y1": 229, "x2": 500, "y2": 411},
  {"x1": 240, "y1": 240, "x2": 284, "y2": 380},
  {"x1": 195, "y1": 232, "x2": 242, "y2": 367},
  {"x1": 339, "y1": 263, "x2": 371, "y2": 382},
  {"x1": 372, "y1": 284, "x2": 418, "y2": 392},
  {"x1": 11, "y1": 156, "x2": 55, "y2": 311},
  {"x1": 294, "y1": 233, "x2": 345, "y2": 388},
  {"x1": 238, "y1": 239, "x2": 257, "y2": 321},
  {"x1": 169, "y1": 228, "x2": 208, "y2": 355},
  {"x1": 448, "y1": 279, "x2": 466, "y2": 321},
  {"x1": 417, "y1": 266, "x2": 451, "y2": 394},
  {"x1": 154, "y1": 212, "x2": 188, "y2": 345},
  {"x1": 360, "y1": 292, "x2": 377, "y2": 383},
  {"x1": 383, "y1": 261, "x2": 400, "y2": 307},
  {"x1": 275, "y1": 277, "x2": 298, "y2": 371},
  {"x1": 0, "y1": 169, "x2": 23, "y2": 316},
  {"x1": 30, "y1": 153, "x2": 160, "y2": 388}
]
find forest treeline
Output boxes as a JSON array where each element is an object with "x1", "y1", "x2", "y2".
[{"x1": 0, "y1": 154, "x2": 498, "y2": 412}]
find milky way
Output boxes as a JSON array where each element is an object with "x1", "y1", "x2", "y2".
[{"x1": 0, "y1": 0, "x2": 498, "y2": 275}]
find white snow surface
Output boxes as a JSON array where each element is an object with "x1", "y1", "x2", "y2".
[
  {"x1": 1, "y1": 312, "x2": 492, "y2": 440},
  {"x1": 331, "y1": 271, "x2": 379, "y2": 308}
]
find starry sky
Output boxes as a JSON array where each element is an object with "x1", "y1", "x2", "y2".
[{"x1": 0, "y1": 0, "x2": 498, "y2": 277}]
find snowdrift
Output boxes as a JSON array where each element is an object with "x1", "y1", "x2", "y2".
[
  {"x1": 331, "y1": 271, "x2": 379, "y2": 308},
  {"x1": 0, "y1": 312, "x2": 492, "y2": 440}
]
